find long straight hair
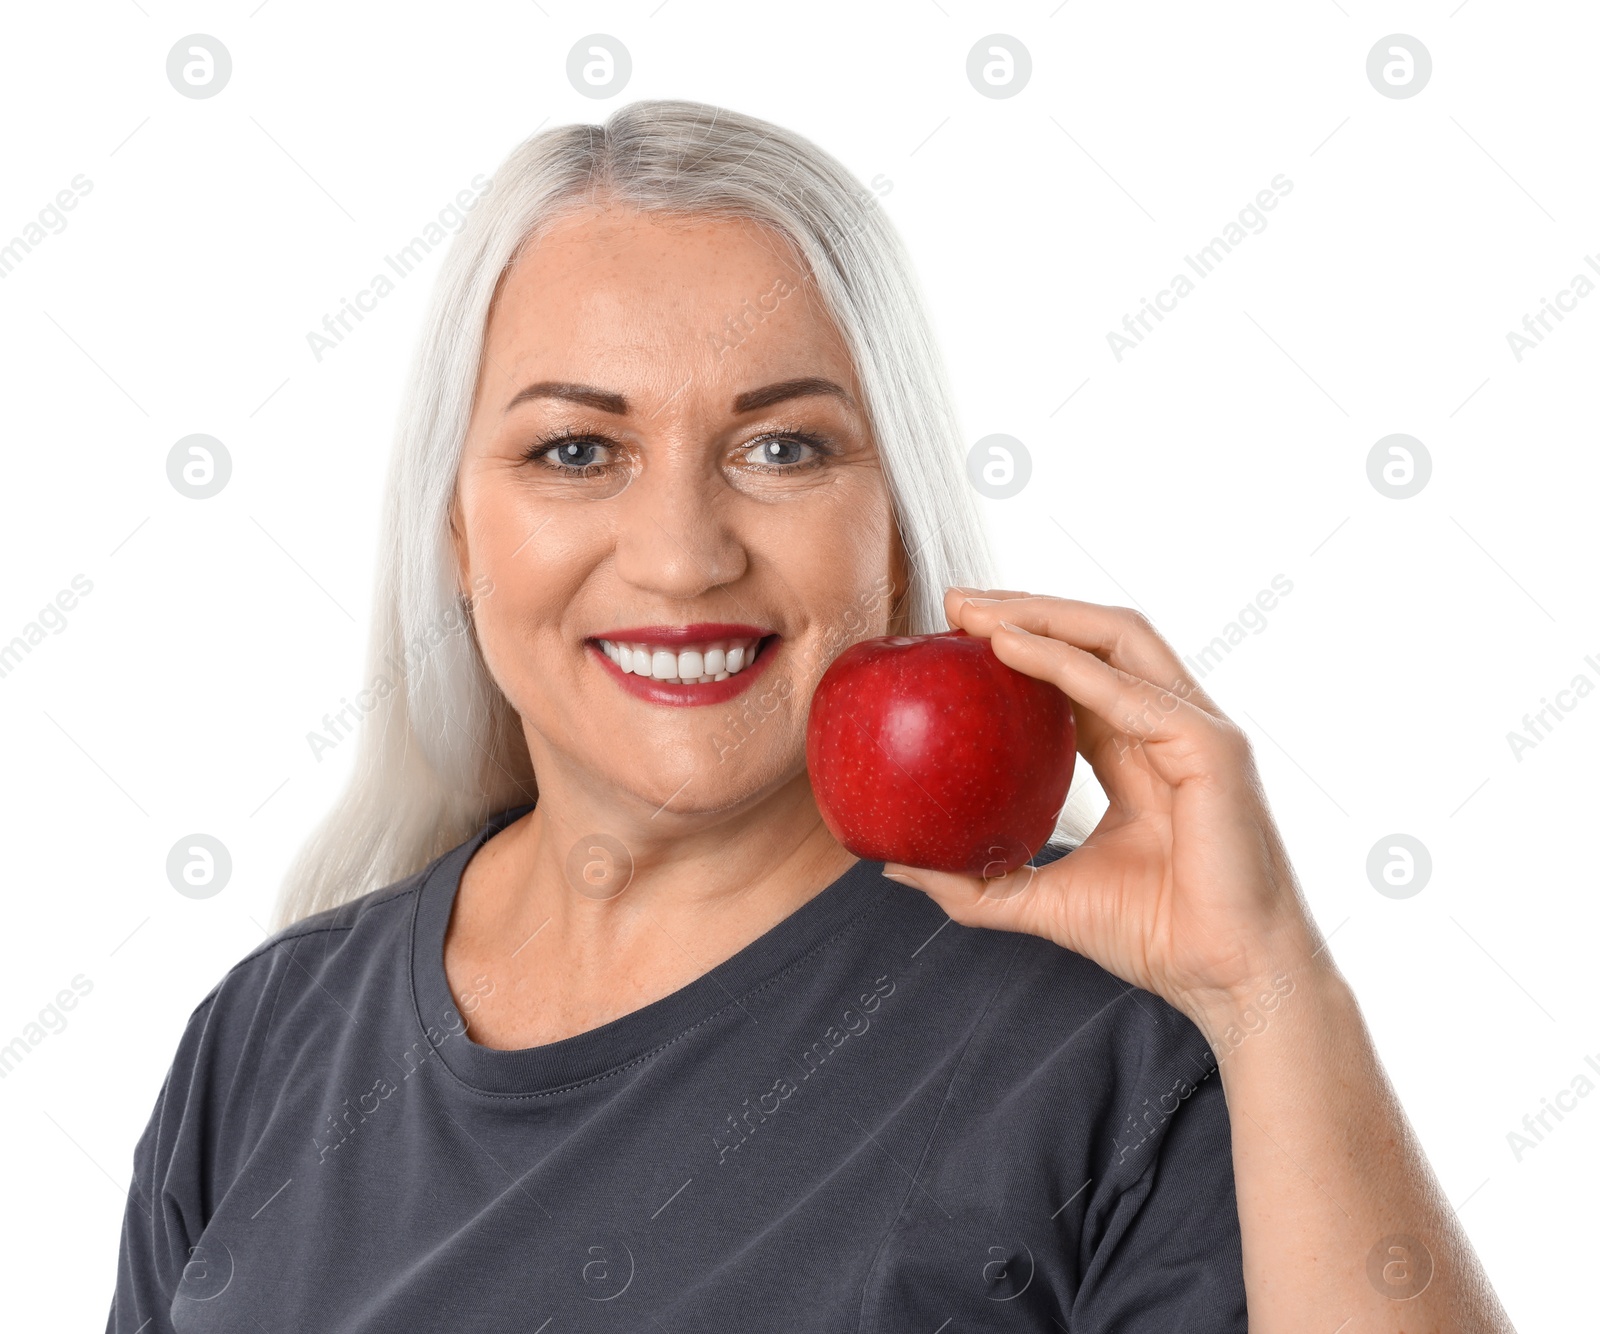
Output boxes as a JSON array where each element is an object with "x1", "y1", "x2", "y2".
[{"x1": 273, "y1": 100, "x2": 1101, "y2": 929}]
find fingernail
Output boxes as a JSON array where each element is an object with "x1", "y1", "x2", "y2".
[
  {"x1": 882, "y1": 865, "x2": 917, "y2": 883},
  {"x1": 998, "y1": 620, "x2": 1031, "y2": 635},
  {"x1": 963, "y1": 597, "x2": 1000, "y2": 605},
  {"x1": 948, "y1": 585, "x2": 983, "y2": 595}
]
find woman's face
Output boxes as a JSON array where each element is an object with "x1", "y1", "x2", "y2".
[{"x1": 452, "y1": 203, "x2": 907, "y2": 822}]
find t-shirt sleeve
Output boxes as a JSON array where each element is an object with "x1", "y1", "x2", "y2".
[
  {"x1": 1070, "y1": 1046, "x2": 1248, "y2": 1331},
  {"x1": 106, "y1": 941, "x2": 292, "y2": 1333},
  {"x1": 105, "y1": 995, "x2": 217, "y2": 1333}
]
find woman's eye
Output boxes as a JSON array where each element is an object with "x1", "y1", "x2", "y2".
[
  {"x1": 528, "y1": 437, "x2": 611, "y2": 470},
  {"x1": 520, "y1": 433, "x2": 633, "y2": 499},
  {"x1": 741, "y1": 435, "x2": 823, "y2": 470}
]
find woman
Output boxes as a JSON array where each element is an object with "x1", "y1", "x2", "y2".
[{"x1": 108, "y1": 101, "x2": 1513, "y2": 1332}]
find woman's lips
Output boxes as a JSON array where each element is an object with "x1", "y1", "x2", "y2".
[
  {"x1": 588, "y1": 633, "x2": 782, "y2": 707},
  {"x1": 596, "y1": 621, "x2": 770, "y2": 646}
]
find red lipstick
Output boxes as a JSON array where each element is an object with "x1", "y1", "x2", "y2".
[
  {"x1": 587, "y1": 631, "x2": 783, "y2": 708},
  {"x1": 595, "y1": 622, "x2": 771, "y2": 645}
]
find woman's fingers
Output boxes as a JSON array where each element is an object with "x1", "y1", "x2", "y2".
[
  {"x1": 883, "y1": 858, "x2": 1056, "y2": 942},
  {"x1": 884, "y1": 845, "x2": 1123, "y2": 967},
  {"x1": 947, "y1": 591, "x2": 1226, "y2": 722},
  {"x1": 986, "y1": 619, "x2": 1240, "y2": 790},
  {"x1": 942, "y1": 586, "x2": 1033, "y2": 628},
  {"x1": 939, "y1": 587, "x2": 1244, "y2": 810}
]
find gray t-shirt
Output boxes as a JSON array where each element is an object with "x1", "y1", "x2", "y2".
[{"x1": 108, "y1": 802, "x2": 1246, "y2": 1331}]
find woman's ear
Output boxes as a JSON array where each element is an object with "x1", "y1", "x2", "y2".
[
  {"x1": 885, "y1": 530, "x2": 912, "y2": 636},
  {"x1": 448, "y1": 491, "x2": 472, "y2": 601}
]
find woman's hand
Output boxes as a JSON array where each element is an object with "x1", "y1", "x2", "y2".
[
  {"x1": 881, "y1": 586, "x2": 1329, "y2": 1029},
  {"x1": 886, "y1": 589, "x2": 1519, "y2": 1333}
]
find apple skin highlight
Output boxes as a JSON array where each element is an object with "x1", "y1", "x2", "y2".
[{"x1": 805, "y1": 628, "x2": 1077, "y2": 877}]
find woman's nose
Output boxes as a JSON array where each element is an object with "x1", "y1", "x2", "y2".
[{"x1": 610, "y1": 456, "x2": 748, "y2": 600}]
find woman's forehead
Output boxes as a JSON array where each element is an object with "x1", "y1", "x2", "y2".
[
  {"x1": 480, "y1": 207, "x2": 858, "y2": 406},
  {"x1": 501, "y1": 207, "x2": 805, "y2": 310}
]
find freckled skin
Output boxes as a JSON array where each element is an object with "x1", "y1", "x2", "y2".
[{"x1": 806, "y1": 629, "x2": 1076, "y2": 875}]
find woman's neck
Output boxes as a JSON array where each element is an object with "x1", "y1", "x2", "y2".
[{"x1": 441, "y1": 768, "x2": 858, "y2": 1049}]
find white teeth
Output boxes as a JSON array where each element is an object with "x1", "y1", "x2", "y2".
[{"x1": 594, "y1": 635, "x2": 766, "y2": 685}]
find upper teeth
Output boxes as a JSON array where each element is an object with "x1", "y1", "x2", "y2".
[{"x1": 596, "y1": 636, "x2": 764, "y2": 684}]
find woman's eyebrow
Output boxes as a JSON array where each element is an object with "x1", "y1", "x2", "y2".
[
  {"x1": 501, "y1": 376, "x2": 855, "y2": 417},
  {"x1": 504, "y1": 381, "x2": 628, "y2": 415},
  {"x1": 733, "y1": 377, "x2": 855, "y2": 413}
]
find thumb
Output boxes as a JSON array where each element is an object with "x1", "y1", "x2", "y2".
[{"x1": 881, "y1": 861, "x2": 1046, "y2": 937}]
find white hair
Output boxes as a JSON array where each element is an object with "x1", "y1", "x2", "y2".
[{"x1": 273, "y1": 99, "x2": 1100, "y2": 929}]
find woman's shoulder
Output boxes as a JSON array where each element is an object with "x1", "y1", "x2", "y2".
[
  {"x1": 123, "y1": 865, "x2": 439, "y2": 1251},
  {"x1": 242, "y1": 869, "x2": 427, "y2": 979},
  {"x1": 997, "y1": 921, "x2": 1218, "y2": 1124},
  {"x1": 169, "y1": 865, "x2": 432, "y2": 1083},
  {"x1": 214, "y1": 869, "x2": 426, "y2": 1004},
  {"x1": 943, "y1": 841, "x2": 1219, "y2": 1118}
]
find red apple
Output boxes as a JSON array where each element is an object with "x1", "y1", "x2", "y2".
[{"x1": 806, "y1": 627, "x2": 1076, "y2": 877}]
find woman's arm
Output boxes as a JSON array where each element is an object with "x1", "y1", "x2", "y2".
[
  {"x1": 1193, "y1": 943, "x2": 1510, "y2": 1330},
  {"x1": 881, "y1": 587, "x2": 1516, "y2": 1334}
]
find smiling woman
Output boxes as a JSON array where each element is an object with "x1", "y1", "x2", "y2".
[
  {"x1": 272, "y1": 101, "x2": 1020, "y2": 926},
  {"x1": 108, "y1": 100, "x2": 1512, "y2": 1334}
]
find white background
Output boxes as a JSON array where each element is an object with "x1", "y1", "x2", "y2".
[{"x1": 1, "y1": 2, "x2": 1594, "y2": 1329}]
